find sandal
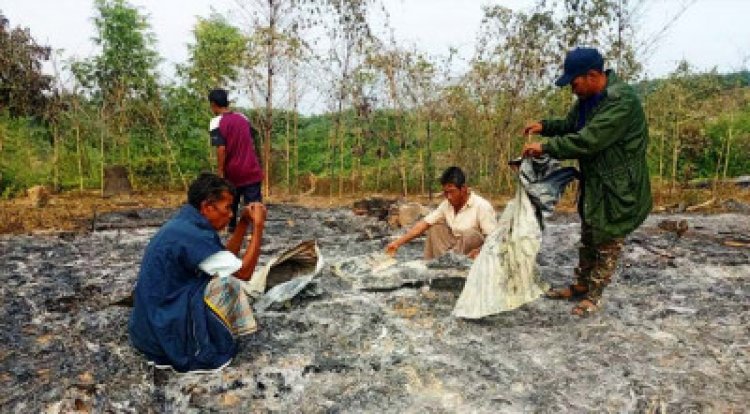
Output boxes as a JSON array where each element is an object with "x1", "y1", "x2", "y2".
[
  {"x1": 545, "y1": 284, "x2": 588, "y2": 300},
  {"x1": 571, "y1": 299, "x2": 600, "y2": 317}
]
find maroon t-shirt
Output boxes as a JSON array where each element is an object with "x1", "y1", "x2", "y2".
[{"x1": 209, "y1": 112, "x2": 263, "y2": 187}]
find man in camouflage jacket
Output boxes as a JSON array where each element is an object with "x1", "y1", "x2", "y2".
[{"x1": 522, "y1": 47, "x2": 652, "y2": 316}]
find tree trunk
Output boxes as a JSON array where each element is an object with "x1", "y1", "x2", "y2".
[
  {"x1": 75, "y1": 121, "x2": 84, "y2": 192},
  {"x1": 52, "y1": 123, "x2": 60, "y2": 192},
  {"x1": 339, "y1": 119, "x2": 345, "y2": 198},
  {"x1": 659, "y1": 131, "x2": 664, "y2": 180},
  {"x1": 416, "y1": 112, "x2": 424, "y2": 196},
  {"x1": 328, "y1": 124, "x2": 335, "y2": 200},
  {"x1": 100, "y1": 106, "x2": 106, "y2": 196},
  {"x1": 150, "y1": 106, "x2": 186, "y2": 190},
  {"x1": 293, "y1": 102, "x2": 299, "y2": 194},
  {"x1": 722, "y1": 123, "x2": 733, "y2": 181},
  {"x1": 670, "y1": 118, "x2": 679, "y2": 195},
  {"x1": 713, "y1": 122, "x2": 734, "y2": 197},
  {"x1": 376, "y1": 144, "x2": 382, "y2": 191},
  {"x1": 400, "y1": 164, "x2": 408, "y2": 196},
  {"x1": 426, "y1": 118, "x2": 433, "y2": 201},
  {"x1": 263, "y1": 0, "x2": 277, "y2": 197},
  {"x1": 125, "y1": 127, "x2": 132, "y2": 189},
  {"x1": 351, "y1": 125, "x2": 360, "y2": 194},
  {"x1": 285, "y1": 109, "x2": 291, "y2": 194}
]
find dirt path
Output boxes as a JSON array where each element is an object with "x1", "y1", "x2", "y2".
[
  {"x1": 3, "y1": 185, "x2": 747, "y2": 234},
  {"x1": 0, "y1": 189, "x2": 431, "y2": 234}
]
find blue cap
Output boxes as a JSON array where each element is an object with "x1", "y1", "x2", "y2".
[{"x1": 555, "y1": 47, "x2": 604, "y2": 87}]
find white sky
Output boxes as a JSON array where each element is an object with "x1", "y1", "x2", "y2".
[{"x1": 3, "y1": 0, "x2": 749, "y2": 110}]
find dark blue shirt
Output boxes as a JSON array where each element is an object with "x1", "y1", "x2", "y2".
[
  {"x1": 128, "y1": 205, "x2": 237, "y2": 372},
  {"x1": 576, "y1": 91, "x2": 606, "y2": 131}
]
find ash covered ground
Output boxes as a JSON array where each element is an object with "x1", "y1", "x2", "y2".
[{"x1": 1, "y1": 205, "x2": 748, "y2": 413}]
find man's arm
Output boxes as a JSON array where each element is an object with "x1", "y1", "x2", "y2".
[
  {"x1": 543, "y1": 94, "x2": 633, "y2": 159},
  {"x1": 216, "y1": 146, "x2": 226, "y2": 178},
  {"x1": 385, "y1": 220, "x2": 431, "y2": 256},
  {"x1": 539, "y1": 104, "x2": 579, "y2": 137},
  {"x1": 524, "y1": 94, "x2": 634, "y2": 159},
  {"x1": 225, "y1": 214, "x2": 248, "y2": 255},
  {"x1": 197, "y1": 205, "x2": 265, "y2": 280},
  {"x1": 232, "y1": 203, "x2": 266, "y2": 281}
]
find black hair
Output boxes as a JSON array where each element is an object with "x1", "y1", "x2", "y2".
[
  {"x1": 187, "y1": 172, "x2": 236, "y2": 209},
  {"x1": 440, "y1": 166, "x2": 466, "y2": 188},
  {"x1": 208, "y1": 89, "x2": 229, "y2": 108}
]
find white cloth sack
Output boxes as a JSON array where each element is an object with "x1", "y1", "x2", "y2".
[
  {"x1": 452, "y1": 182, "x2": 549, "y2": 318},
  {"x1": 242, "y1": 240, "x2": 324, "y2": 312}
]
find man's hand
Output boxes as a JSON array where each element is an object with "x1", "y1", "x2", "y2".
[
  {"x1": 385, "y1": 220, "x2": 430, "y2": 257},
  {"x1": 522, "y1": 142, "x2": 544, "y2": 158},
  {"x1": 523, "y1": 122, "x2": 543, "y2": 136},
  {"x1": 242, "y1": 202, "x2": 267, "y2": 226},
  {"x1": 240, "y1": 204, "x2": 252, "y2": 224},
  {"x1": 507, "y1": 157, "x2": 522, "y2": 172},
  {"x1": 385, "y1": 241, "x2": 400, "y2": 256}
]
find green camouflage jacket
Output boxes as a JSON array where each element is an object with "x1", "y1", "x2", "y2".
[{"x1": 541, "y1": 71, "x2": 652, "y2": 244}]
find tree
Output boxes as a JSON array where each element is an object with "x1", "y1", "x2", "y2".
[
  {"x1": 175, "y1": 14, "x2": 250, "y2": 172},
  {"x1": 234, "y1": 0, "x2": 303, "y2": 196},
  {"x1": 180, "y1": 14, "x2": 249, "y2": 96},
  {"x1": 554, "y1": 0, "x2": 644, "y2": 80},
  {"x1": 462, "y1": 4, "x2": 559, "y2": 192},
  {"x1": 74, "y1": 0, "x2": 159, "y2": 103},
  {"x1": 645, "y1": 61, "x2": 726, "y2": 197},
  {"x1": 321, "y1": 0, "x2": 375, "y2": 197},
  {"x1": 71, "y1": 0, "x2": 159, "y2": 191},
  {"x1": 0, "y1": 12, "x2": 53, "y2": 118}
]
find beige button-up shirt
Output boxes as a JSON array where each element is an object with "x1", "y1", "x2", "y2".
[{"x1": 423, "y1": 192, "x2": 498, "y2": 236}]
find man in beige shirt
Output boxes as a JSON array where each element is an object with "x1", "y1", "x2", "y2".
[{"x1": 386, "y1": 167, "x2": 498, "y2": 260}]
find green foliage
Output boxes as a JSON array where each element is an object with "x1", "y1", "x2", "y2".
[
  {"x1": 700, "y1": 107, "x2": 750, "y2": 177},
  {"x1": 179, "y1": 14, "x2": 249, "y2": 95},
  {"x1": 295, "y1": 115, "x2": 331, "y2": 174},
  {"x1": 160, "y1": 85, "x2": 213, "y2": 175},
  {"x1": 0, "y1": 112, "x2": 52, "y2": 196},
  {"x1": 555, "y1": 0, "x2": 642, "y2": 80},
  {"x1": 642, "y1": 61, "x2": 750, "y2": 185},
  {"x1": 0, "y1": 12, "x2": 53, "y2": 118},
  {"x1": 72, "y1": 0, "x2": 159, "y2": 103},
  {"x1": 2, "y1": 1, "x2": 749, "y2": 199}
]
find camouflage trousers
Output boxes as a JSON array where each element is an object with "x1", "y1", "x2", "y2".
[{"x1": 575, "y1": 223, "x2": 625, "y2": 305}]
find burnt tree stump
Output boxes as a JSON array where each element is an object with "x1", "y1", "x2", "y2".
[
  {"x1": 352, "y1": 197, "x2": 396, "y2": 220},
  {"x1": 103, "y1": 165, "x2": 133, "y2": 197}
]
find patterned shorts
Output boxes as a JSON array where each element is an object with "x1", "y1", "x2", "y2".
[{"x1": 204, "y1": 276, "x2": 258, "y2": 336}]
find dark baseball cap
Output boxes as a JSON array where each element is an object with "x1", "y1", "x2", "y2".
[{"x1": 555, "y1": 47, "x2": 604, "y2": 87}]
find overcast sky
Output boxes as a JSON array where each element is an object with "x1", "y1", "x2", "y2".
[{"x1": 3, "y1": 0, "x2": 749, "y2": 110}]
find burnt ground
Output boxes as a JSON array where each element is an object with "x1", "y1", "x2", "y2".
[{"x1": 0, "y1": 205, "x2": 748, "y2": 413}]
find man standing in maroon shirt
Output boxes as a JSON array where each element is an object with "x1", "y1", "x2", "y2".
[{"x1": 208, "y1": 89, "x2": 264, "y2": 232}]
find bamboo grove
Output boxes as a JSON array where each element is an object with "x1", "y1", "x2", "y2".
[{"x1": 1, "y1": 0, "x2": 749, "y2": 199}]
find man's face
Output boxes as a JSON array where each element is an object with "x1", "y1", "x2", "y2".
[
  {"x1": 209, "y1": 102, "x2": 221, "y2": 116},
  {"x1": 570, "y1": 72, "x2": 593, "y2": 98},
  {"x1": 442, "y1": 183, "x2": 468, "y2": 210},
  {"x1": 200, "y1": 191, "x2": 235, "y2": 230},
  {"x1": 570, "y1": 70, "x2": 603, "y2": 98}
]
